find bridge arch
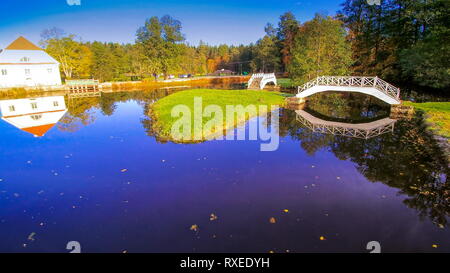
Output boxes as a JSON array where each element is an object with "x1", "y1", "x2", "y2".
[
  {"x1": 295, "y1": 110, "x2": 396, "y2": 139},
  {"x1": 296, "y1": 76, "x2": 401, "y2": 105},
  {"x1": 248, "y1": 73, "x2": 277, "y2": 90}
]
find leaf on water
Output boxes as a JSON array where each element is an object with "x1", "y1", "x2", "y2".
[
  {"x1": 210, "y1": 213, "x2": 218, "y2": 221},
  {"x1": 28, "y1": 232, "x2": 36, "y2": 241},
  {"x1": 432, "y1": 244, "x2": 438, "y2": 248},
  {"x1": 283, "y1": 209, "x2": 289, "y2": 213},
  {"x1": 121, "y1": 169, "x2": 128, "y2": 173},
  {"x1": 269, "y1": 217, "x2": 276, "y2": 224},
  {"x1": 190, "y1": 224, "x2": 199, "y2": 232},
  {"x1": 319, "y1": 236, "x2": 326, "y2": 241}
]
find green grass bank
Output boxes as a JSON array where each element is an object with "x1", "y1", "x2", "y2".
[
  {"x1": 403, "y1": 101, "x2": 450, "y2": 140},
  {"x1": 150, "y1": 89, "x2": 287, "y2": 142}
]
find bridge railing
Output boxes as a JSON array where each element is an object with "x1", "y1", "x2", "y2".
[
  {"x1": 295, "y1": 110, "x2": 396, "y2": 139},
  {"x1": 298, "y1": 76, "x2": 400, "y2": 100},
  {"x1": 248, "y1": 73, "x2": 277, "y2": 89}
]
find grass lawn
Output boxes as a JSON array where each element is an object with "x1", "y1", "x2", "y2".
[
  {"x1": 403, "y1": 101, "x2": 450, "y2": 139},
  {"x1": 278, "y1": 78, "x2": 296, "y2": 89},
  {"x1": 150, "y1": 89, "x2": 287, "y2": 142}
]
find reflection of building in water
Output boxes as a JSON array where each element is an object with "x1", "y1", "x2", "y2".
[
  {"x1": 0, "y1": 96, "x2": 67, "y2": 137},
  {"x1": 296, "y1": 110, "x2": 396, "y2": 139}
]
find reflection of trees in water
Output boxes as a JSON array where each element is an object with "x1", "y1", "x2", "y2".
[
  {"x1": 57, "y1": 97, "x2": 100, "y2": 132},
  {"x1": 306, "y1": 92, "x2": 390, "y2": 123},
  {"x1": 57, "y1": 89, "x2": 180, "y2": 133},
  {"x1": 55, "y1": 90, "x2": 449, "y2": 227},
  {"x1": 280, "y1": 109, "x2": 449, "y2": 227}
]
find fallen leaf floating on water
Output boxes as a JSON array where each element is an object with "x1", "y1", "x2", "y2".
[
  {"x1": 190, "y1": 225, "x2": 199, "y2": 232},
  {"x1": 319, "y1": 236, "x2": 326, "y2": 241},
  {"x1": 210, "y1": 213, "x2": 218, "y2": 221},
  {"x1": 28, "y1": 232, "x2": 36, "y2": 241},
  {"x1": 283, "y1": 209, "x2": 289, "y2": 213},
  {"x1": 432, "y1": 244, "x2": 439, "y2": 248},
  {"x1": 121, "y1": 169, "x2": 128, "y2": 173},
  {"x1": 269, "y1": 217, "x2": 276, "y2": 224}
]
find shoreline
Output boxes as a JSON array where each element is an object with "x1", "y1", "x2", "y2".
[{"x1": 0, "y1": 75, "x2": 250, "y2": 96}]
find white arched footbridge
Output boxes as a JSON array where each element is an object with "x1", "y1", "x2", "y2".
[
  {"x1": 296, "y1": 110, "x2": 396, "y2": 139},
  {"x1": 297, "y1": 76, "x2": 401, "y2": 105},
  {"x1": 248, "y1": 73, "x2": 277, "y2": 90}
]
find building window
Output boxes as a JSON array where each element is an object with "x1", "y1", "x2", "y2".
[
  {"x1": 1, "y1": 69, "x2": 6, "y2": 76},
  {"x1": 20, "y1": 57, "x2": 30, "y2": 62},
  {"x1": 31, "y1": 102, "x2": 38, "y2": 110},
  {"x1": 31, "y1": 114, "x2": 42, "y2": 121},
  {"x1": 48, "y1": 68, "x2": 52, "y2": 74},
  {"x1": 9, "y1": 105, "x2": 15, "y2": 112},
  {"x1": 25, "y1": 69, "x2": 31, "y2": 76},
  {"x1": 53, "y1": 101, "x2": 59, "y2": 107}
]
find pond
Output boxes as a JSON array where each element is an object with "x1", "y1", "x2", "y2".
[{"x1": 0, "y1": 87, "x2": 448, "y2": 253}]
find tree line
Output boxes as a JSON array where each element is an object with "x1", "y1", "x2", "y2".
[{"x1": 41, "y1": 0, "x2": 449, "y2": 90}]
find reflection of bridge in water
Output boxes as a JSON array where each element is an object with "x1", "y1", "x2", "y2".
[{"x1": 296, "y1": 110, "x2": 396, "y2": 139}]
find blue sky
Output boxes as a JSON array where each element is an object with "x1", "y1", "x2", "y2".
[{"x1": 1, "y1": 0, "x2": 342, "y2": 48}]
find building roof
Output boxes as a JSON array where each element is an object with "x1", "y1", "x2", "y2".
[
  {"x1": 21, "y1": 124, "x2": 57, "y2": 137},
  {"x1": 5, "y1": 36, "x2": 42, "y2": 51}
]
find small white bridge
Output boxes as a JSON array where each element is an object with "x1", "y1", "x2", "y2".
[
  {"x1": 296, "y1": 110, "x2": 396, "y2": 139},
  {"x1": 248, "y1": 73, "x2": 277, "y2": 90},
  {"x1": 297, "y1": 76, "x2": 401, "y2": 105}
]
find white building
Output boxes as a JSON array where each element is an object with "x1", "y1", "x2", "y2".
[
  {"x1": 0, "y1": 36, "x2": 62, "y2": 88},
  {"x1": 0, "y1": 96, "x2": 67, "y2": 137}
]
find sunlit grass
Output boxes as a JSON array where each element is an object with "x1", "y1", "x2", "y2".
[
  {"x1": 403, "y1": 101, "x2": 450, "y2": 139},
  {"x1": 278, "y1": 78, "x2": 296, "y2": 88},
  {"x1": 150, "y1": 89, "x2": 287, "y2": 141}
]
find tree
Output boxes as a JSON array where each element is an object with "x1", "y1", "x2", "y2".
[
  {"x1": 40, "y1": 28, "x2": 92, "y2": 79},
  {"x1": 89, "y1": 42, "x2": 115, "y2": 81},
  {"x1": 288, "y1": 14, "x2": 352, "y2": 83},
  {"x1": 251, "y1": 24, "x2": 281, "y2": 72},
  {"x1": 277, "y1": 12, "x2": 300, "y2": 71},
  {"x1": 398, "y1": 0, "x2": 450, "y2": 89},
  {"x1": 339, "y1": 0, "x2": 450, "y2": 89},
  {"x1": 136, "y1": 15, "x2": 185, "y2": 80}
]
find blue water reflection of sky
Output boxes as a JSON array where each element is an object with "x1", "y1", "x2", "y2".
[{"x1": 0, "y1": 100, "x2": 448, "y2": 253}]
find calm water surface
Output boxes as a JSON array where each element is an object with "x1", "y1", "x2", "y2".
[{"x1": 0, "y1": 88, "x2": 448, "y2": 253}]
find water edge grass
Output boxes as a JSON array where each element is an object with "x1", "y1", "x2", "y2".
[
  {"x1": 149, "y1": 89, "x2": 287, "y2": 142},
  {"x1": 403, "y1": 101, "x2": 450, "y2": 140}
]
